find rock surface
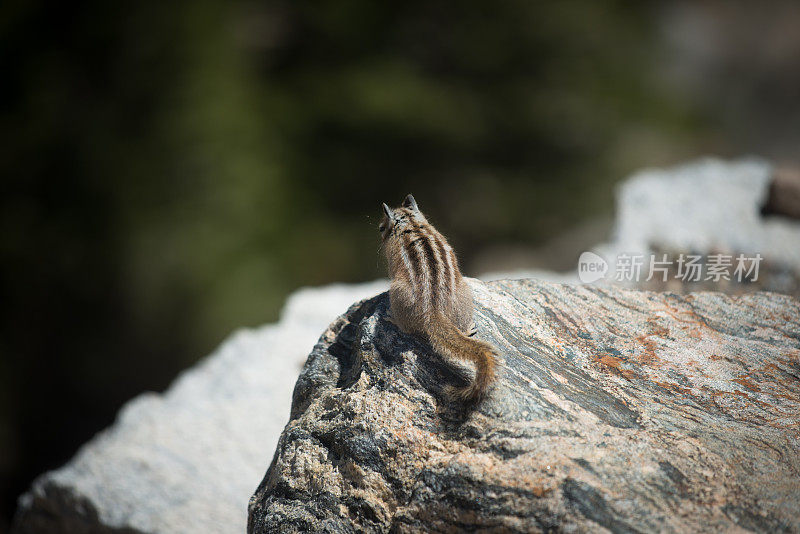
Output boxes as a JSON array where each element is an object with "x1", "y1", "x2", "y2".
[
  {"x1": 13, "y1": 281, "x2": 388, "y2": 534},
  {"x1": 249, "y1": 278, "x2": 800, "y2": 533}
]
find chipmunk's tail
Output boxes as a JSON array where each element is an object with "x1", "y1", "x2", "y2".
[{"x1": 428, "y1": 314, "x2": 498, "y2": 402}]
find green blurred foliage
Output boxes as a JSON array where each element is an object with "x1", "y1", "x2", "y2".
[{"x1": 0, "y1": 0, "x2": 713, "y2": 524}]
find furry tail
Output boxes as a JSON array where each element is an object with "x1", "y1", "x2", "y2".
[{"x1": 428, "y1": 314, "x2": 498, "y2": 402}]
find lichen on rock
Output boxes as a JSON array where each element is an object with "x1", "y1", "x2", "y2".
[{"x1": 249, "y1": 278, "x2": 800, "y2": 533}]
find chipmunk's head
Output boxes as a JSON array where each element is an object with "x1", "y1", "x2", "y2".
[{"x1": 379, "y1": 194, "x2": 427, "y2": 240}]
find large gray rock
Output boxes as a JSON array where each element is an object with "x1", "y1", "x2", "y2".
[
  {"x1": 249, "y1": 278, "x2": 800, "y2": 533},
  {"x1": 13, "y1": 281, "x2": 388, "y2": 534}
]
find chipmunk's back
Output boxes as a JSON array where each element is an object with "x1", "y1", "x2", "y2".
[{"x1": 379, "y1": 195, "x2": 498, "y2": 402}]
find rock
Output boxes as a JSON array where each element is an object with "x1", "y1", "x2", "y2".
[
  {"x1": 248, "y1": 278, "x2": 800, "y2": 533},
  {"x1": 762, "y1": 167, "x2": 800, "y2": 221},
  {"x1": 598, "y1": 158, "x2": 800, "y2": 295},
  {"x1": 611, "y1": 158, "x2": 778, "y2": 260},
  {"x1": 13, "y1": 281, "x2": 389, "y2": 534}
]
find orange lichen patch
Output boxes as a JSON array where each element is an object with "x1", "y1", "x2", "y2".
[
  {"x1": 703, "y1": 386, "x2": 776, "y2": 410},
  {"x1": 660, "y1": 303, "x2": 724, "y2": 343},
  {"x1": 646, "y1": 318, "x2": 670, "y2": 338},
  {"x1": 531, "y1": 485, "x2": 552, "y2": 498},
  {"x1": 598, "y1": 354, "x2": 622, "y2": 366},
  {"x1": 635, "y1": 335, "x2": 661, "y2": 366},
  {"x1": 660, "y1": 304, "x2": 704, "y2": 326},
  {"x1": 732, "y1": 377, "x2": 761, "y2": 392},
  {"x1": 654, "y1": 380, "x2": 694, "y2": 397},
  {"x1": 682, "y1": 360, "x2": 710, "y2": 379},
  {"x1": 740, "y1": 363, "x2": 800, "y2": 401},
  {"x1": 765, "y1": 418, "x2": 800, "y2": 430},
  {"x1": 594, "y1": 354, "x2": 637, "y2": 379},
  {"x1": 685, "y1": 327, "x2": 704, "y2": 340}
]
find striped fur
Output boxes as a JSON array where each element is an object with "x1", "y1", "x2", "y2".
[{"x1": 380, "y1": 194, "x2": 498, "y2": 402}]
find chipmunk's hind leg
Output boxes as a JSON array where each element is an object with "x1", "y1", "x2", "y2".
[{"x1": 384, "y1": 309, "x2": 403, "y2": 330}]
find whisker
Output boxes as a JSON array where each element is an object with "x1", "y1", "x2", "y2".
[{"x1": 376, "y1": 241, "x2": 384, "y2": 272}]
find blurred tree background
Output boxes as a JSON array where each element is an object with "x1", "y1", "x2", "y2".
[{"x1": 1, "y1": 0, "x2": 798, "y2": 526}]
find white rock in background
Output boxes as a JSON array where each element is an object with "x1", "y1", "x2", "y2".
[
  {"x1": 608, "y1": 157, "x2": 798, "y2": 263},
  {"x1": 14, "y1": 280, "x2": 388, "y2": 534}
]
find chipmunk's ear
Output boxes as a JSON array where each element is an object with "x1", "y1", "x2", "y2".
[
  {"x1": 382, "y1": 202, "x2": 393, "y2": 219},
  {"x1": 402, "y1": 194, "x2": 419, "y2": 212}
]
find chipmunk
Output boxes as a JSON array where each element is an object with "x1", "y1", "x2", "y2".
[{"x1": 379, "y1": 194, "x2": 498, "y2": 402}]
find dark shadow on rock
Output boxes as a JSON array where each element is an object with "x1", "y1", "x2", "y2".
[
  {"x1": 13, "y1": 483, "x2": 147, "y2": 534},
  {"x1": 380, "y1": 314, "x2": 480, "y2": 425},
  {"x1": 561, "y1": 478, "x2": 643, "y2": 534}
]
